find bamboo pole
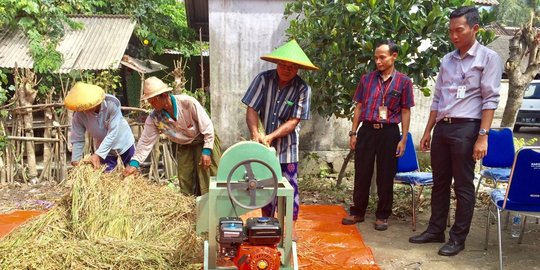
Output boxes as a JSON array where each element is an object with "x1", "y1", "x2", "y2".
[
  {"x1": 7, "y1": 136, "x2": 61, "y2": 142},
  {"x1": 58, "y1": 126, "x2": 66, "y2": 182}
]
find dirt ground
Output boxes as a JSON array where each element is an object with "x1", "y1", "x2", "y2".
[
  {"x1": 300, "y1": 174, "x2": 540, "y2": 270},
  {"x1": 1, "y1": 179, "x2": 540, "y2": 270},
  {"x1": 356, "y1": 208, "x2": 540, "y2": 270}
]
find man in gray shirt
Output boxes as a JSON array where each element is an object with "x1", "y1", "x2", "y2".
[{"x1": 409, "y1": 6, "x2": 502, "y2": 256}]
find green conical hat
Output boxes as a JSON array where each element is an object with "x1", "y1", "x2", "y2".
[{"x1": 261, "y1": 40, "x2": 319, "y2": 70}]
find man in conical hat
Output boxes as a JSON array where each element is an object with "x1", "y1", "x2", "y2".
[
  {"x1": 65, "y1": 82, "x2": 135, "y2": 171},
  {"x1": 242, "y1": 40, "x2": 318, "y2": 239}
]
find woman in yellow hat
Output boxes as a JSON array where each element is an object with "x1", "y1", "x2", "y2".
[
  {"x1": 65, "y1": 82, "x2": 135, "y2": 171},
  {"x1": 123, "y1": 76, "x2": 221, "y2": 196},
  {"x1": 242, "y1": 40, "x2": 318, "y2": 239}
]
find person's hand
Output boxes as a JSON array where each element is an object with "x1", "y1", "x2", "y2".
[
  {"x1": 262, "y1": 134, "x2": 274, "y2": 147},
  {"x1": 395, "y1": 140, "x2": 406, "y2": 157},
  {"x1": 252, "y1": 133, "x2": 265, "y2": 145},
  {"x1": 123, "y1": 165, "x2": 139, "y2": 177},
  {"x1": 90, "y1": 154, "x2": 102, "y2": 169},
  {"x1": 473, "y1": 136, "x2": 488, "y2": 160},
  {"x1": 419, "y1": 133, "x2": 431, "y2": 152},
  {"x1": 349, "y1": 136, "x2": 357, "y2": 150},
  {"x1": 71, "y1": 161, "x2": 79, "y2": 167},
  {"x1": 199, "y1": 154, "x2": 211, "y2": 170}
]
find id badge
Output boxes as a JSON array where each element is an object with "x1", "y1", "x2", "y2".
[
  {"x1": 379, "y1": 106, "x2": 388, "y2": 120},
  {"x1": 457, "y1": 85, "x2": 466, "y2": 99}
]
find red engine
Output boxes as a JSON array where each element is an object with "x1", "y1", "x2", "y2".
[
  {"x1": 217, "y1": 217, "x2": 282, "y2": 270},
  {"x1": 233, "y1": 245, "x2": 281, "y2": 270}
]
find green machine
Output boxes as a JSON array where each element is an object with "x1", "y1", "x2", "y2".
[{"x1": 196, "y1": 141, "x2": 297, "y2": 270}]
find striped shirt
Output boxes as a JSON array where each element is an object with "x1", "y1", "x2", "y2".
[
  {"x1": 352, "y1": 70, "x2": 415, "y2": 123},
  {"x1": 431, "y1": 41, "x2": 501, "y2": 122},
  {"x1": 242, "y1": 70, "x2": 311, "y2": 163}
]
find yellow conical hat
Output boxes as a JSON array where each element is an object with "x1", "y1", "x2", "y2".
[
  {"x1": 260, "y1": 40, "x2": 319, "y2": 70},
  {"x1": 64, "y1": 82, "x2": 105, "y2": 112}
]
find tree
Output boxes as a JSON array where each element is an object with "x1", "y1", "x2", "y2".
[
  {"x1": 494, "y1": 0, "x2": 532, "y2": 27},
  {"x1": 500, "y1": 0, "x2": 540, "y2": 128},
  {"x1": 285, "y1": 0, "x2": 496, "y2": 119}
]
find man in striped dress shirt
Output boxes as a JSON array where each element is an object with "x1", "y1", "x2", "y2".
[
  {"x1": 342, "y1": 40, "x2": 415, "y2": 231},
  {"x1": 242, "y1": 40, "x2": 318, "y2": 239}
]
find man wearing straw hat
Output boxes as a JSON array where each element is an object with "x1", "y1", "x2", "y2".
[
  {"x1": 65, "y1": 82, "x2": 135, "y2": 172},
  {"x1": 123, "y1": 77, "x2": 221, "y2": 196},
  {"x1": 242, "y1": 40, "x2": 318, "y2": 237}
]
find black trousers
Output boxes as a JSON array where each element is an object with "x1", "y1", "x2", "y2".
[
  {"x1": 427, "y1": 121, "x2": 479, "y2": 243},
  {"x1": 350, "y1": 124, "x2": 400, "y2": 219}
]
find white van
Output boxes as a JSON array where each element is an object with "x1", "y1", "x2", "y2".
[{"x1": 514, "y1": 80, "x2": 540, "y2": 132}]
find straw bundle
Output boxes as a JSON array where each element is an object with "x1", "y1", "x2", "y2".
[{"x1": 0, "y1": 165, "x2": 203, "y2": 269}]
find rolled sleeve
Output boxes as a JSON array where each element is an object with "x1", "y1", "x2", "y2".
[
  {"x1": 294, "y1": 85, "x2": 311, "y2": 120},
  {"x1": 242, "y1": 73, "x2": 264, "y2": 111},
  {"x1": 132, "y1": 116, "x2": 160, "y2": 163},
  {"x1": 192, "y1": 101, "x2": 215, "y2": 149},
  {"x1": 480, "y1": 53, "x2": 502, "y2": 110},
  {"x1": 94, "y1": 103, "x2": 122, "y2": 159},
  {"x1": 352, "y1": 76, "x2": 366, "y2": 103},
  {"x1": 430, "y1": 73, "x2": 443, "y2": 111},
  {"x1": 70, "y1": 113, "x2": 85, "y2": 162},
  {"x1": 401, "y1": 79, "x2": 415, "y2": 108}
]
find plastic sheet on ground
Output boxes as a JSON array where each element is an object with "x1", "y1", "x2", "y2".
[
  {"x1": 0, "y1": 210, "x2": 43, "y2": 239},
  {"x1": 243, "y1": 205, "x2": 379, "y2": 269},
  {"x1": 296, "y1": 205, "x2": 379, "y2": 269}
]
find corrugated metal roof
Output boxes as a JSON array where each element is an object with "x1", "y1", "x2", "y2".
[
  {"x1": 484, "y1": 22, "x2": 514, "y2": 36},
  {"x1": 474, "y1": 0, "x2": 499, "y2": 6},
  {"x1": 185, "y1": 0, "x2": 208, "y2": 41},
  {"x1": 120, "y1": 55, "x2": 168, "y2": 74},
  {"x1": 0, "y1": 14, "x2": 135, "y2": 73}
]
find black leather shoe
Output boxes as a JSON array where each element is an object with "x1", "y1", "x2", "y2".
[
  {"x1": 374, "y1": 219, "x2": 388, "y2": 231},
  {"x1": 438, "y1": 240, "x2": 465, "y2": 256},
  {"x1": 409, "y1": 231, "x2": 445, "y2": 244},
  {"x1": 341, "y1": 215, "x2": 365, "y2": 225}
]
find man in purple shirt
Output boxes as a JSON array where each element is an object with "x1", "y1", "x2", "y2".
[
  {"x1": 409, "y1": 6, "x2": 502, "y2": 256},
  {"x1": 342, "y1": 40, "x2": 414, "y2": 231}
]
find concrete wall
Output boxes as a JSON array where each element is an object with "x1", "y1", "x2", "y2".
[
  {"x1": 208, "y1": 0, "x2": 510, "y2": 174},
  {"x1": 209, "y1": 0, "x2": 292, "y2": 148}
]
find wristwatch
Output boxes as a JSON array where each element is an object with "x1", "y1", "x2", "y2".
[
  {"x1": 478, "y1": 128, "x2": 489, "y2": 136},
  {"x1": 349, "y1": 130, "x2": 356, "y2": 136}
]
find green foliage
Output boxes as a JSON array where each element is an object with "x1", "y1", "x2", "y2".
[
  {"x1": 88, "y1": 0, "x2": 197, "y2": 58},
  {"x1": 182, "y1": 87, "x2": 211, "y2": 114},
  {"x1": 285, "y1": 0, "x2": 496, "y2": 119},
  {"x1": 0, "y1": 0, "x2": 83, "y2": 73},
  {"x1": 81, "y1": 70, "x2": 122, "y2": 94},
  {"x1": 0, "y1": 133, "x2": 6, "y2": 152},
  {"x1": 0, "y1": 70, "x2": 9, "y2": 105},
  {"x1": 494, "y1": 0, "x2": 540, "y2": 27}
]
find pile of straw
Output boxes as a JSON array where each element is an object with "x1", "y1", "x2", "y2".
[{"x1": 0, "y1": 165, "x2": 203, "y2": 269}]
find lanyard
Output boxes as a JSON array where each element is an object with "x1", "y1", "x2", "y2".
[{"x1": 378, "y1": 71, "x2": 395, "y2": 105}]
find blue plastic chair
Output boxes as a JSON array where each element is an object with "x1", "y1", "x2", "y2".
[
  {"x1": 484, "y1": 147, "x2": 540, "y2": 270},
  {"x1": 394, "y1": 132, "x2": 433, "y2": 231},
  {"x1": 475, "y1": 128, "x2": 515, "y2": 197}
]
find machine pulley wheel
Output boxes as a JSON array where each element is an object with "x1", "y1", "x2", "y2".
[{"x1": 226, "y1": 159, "x2": 279, "y2": 210}]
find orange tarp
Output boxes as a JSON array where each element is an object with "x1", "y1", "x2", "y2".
[
  {"x1": 243, "y1": 205, "x2": 379, "y2": 269},
  {"x1": 0, "y1": 210, "x2": 43, "y2": 239},
  {"x1": 296, "y1": 205, "x2": 379, "y2": 269}
]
